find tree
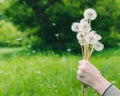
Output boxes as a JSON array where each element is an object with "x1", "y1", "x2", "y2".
[{"x1": 2, "y1": 0, "x2": 120, "y2": 52}]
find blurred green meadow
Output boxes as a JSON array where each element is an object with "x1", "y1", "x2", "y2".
[
  {"x1": 0, "y1": 47, "x2": 120, "y2": 96},
  {"x1": 0, "y1": 0, "x2": 120, "y2": 96}
]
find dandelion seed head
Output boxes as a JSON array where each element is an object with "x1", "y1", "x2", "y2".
[
  {"x1": 86, "y1": 33, "x2": 98, "y2": 44},
  {"x1": 95, "y1": 34, "x2": 102, "y2": 40},
  {"x1": 71, "y1": 22, "x2": 80, "y2": 32},
  {"x1": 76, "y1": 32, "x2": 84, "y2": 40},
  {"x1": 79, "y1": 21, "x2": 91, "y2": 32},
  {"x1": 84, "y1": 8, "x2": 97, "y2": 20},
  {"x1": 80, "y1": 18, "x2": 88, "y2": 23},
  {"x1": 78, "y1": 38, "x2": 86, "y2": 45},
  {"x1": 93, "y1": 42, "x2": 104, "y2": 51}
]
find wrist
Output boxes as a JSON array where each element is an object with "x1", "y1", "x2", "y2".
[{"x1": 92, "y1": 77, "x2": 111, "y2": 95}]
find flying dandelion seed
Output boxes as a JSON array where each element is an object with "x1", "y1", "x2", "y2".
[
  {"x1": 17, "y1": 37, "x2": 23, "y2": 41},
  {"x1": 27, "y1": 45, "x2": 31, "y2": 48},
  {"x1": 32, "y1": 50, "x2": 36, "y2": 53},
  {"x1": 67, "y1": 48, "x2": 71, "y2": 52},
  {"x1": 67, "y1": 48, "x2": 71, "y2": 55},
  {"x1": 55, "y1": 33, "x2": 59, "y2": 39},
  {"x1": 6, "y1": 40, "x2": 10, "y2": 43},
  {"x1": 27, "y1": 53, "x2": 31, "y2": 56},
  {"x1": 52, "y1": 22, "x2": 56, "y2": 26}
]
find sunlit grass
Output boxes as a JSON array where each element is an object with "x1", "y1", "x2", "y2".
[{"x1": 0, "y1": 47, "x2": 120, "y2": 96}]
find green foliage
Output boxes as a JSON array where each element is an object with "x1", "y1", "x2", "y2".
[
  {"x1": 2, "y1": 0, "x2": 120, "y2": 51},
  {"x1": 0, "y1": 47, "x2": 120, "y2": 95},
  {"x1": 0, "y1": 20, "x2": 23, "y2": 47}
]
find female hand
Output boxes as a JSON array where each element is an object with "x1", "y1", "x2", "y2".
[{"x1": 77, "y1": 60, "x2": 111, "y2": 95}]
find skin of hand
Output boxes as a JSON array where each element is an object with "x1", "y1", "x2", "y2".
[{"x1": 77, "y1": 60, "x2": 111, "y2": 95}]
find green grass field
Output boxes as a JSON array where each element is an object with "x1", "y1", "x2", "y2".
[{"x1": 0, "y1": 47, "x2": 120, "y2": 96}]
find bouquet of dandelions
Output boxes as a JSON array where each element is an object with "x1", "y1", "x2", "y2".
[{"x1": 71, "y1": 8, "x2": 104, "y2": 96}]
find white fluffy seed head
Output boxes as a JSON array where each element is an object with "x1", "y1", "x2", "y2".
[
  {"x1": 85, "y1": 32, "x2": 97, "y2": 44},
  {"x1": 71, "y1": 22, "x2": 80, "y2": 32},
  {"x1": 93, "y1": 42, "x2": 104, "y2": 51},
  {"x1": 84, "y1": 8, "x2": 97, "y2": 21},
  {"x1": 95, "y1": 34, "x2": 102, "y2": 40},
  {"x1": 85, "y1": 31, "x2": 102, "y2": 44},
  {"x1": 78, "y1": 38, "x2": 86, "y2": 46},
  {"x1": 80, "y1": 18, "x2": 88, "y2": 23},
  {"x1": 79, "y1": 21, "x2": 91, "y2": 32},
  {"x1": 76, "y1": 32, "x2": 83, "y2": 40}
]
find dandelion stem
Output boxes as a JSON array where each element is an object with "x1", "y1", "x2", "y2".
[
  {"x1": 81, "y1": 45, "x2": 84, "y2": 58},
  {"x1": 82, "y1": 43, "x2": 89, "y2": 96},
  {"x1": 83, "y1": 85, "x2": 88, "y2": 96},
  {"x1": 88, "y1": 46, "x2": 94, "y2": 59}
]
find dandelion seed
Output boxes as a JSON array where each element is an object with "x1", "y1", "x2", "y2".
[
  {"x1": 17, "y1": 37, "x2": 23, "y2": 41},
  {"x1": 78, "y1": 38, "x2": 86, "y2": 45},
  {"x1": 53, "y1": 22, "x2": 56, "y2": 26},
  {"x1": 86, "y1": 33, "x2": 98, "y2": 44},
  {"x1": 28, "y1": 45, "x2": 31, "y2": 48},
  {"x1": 27, "y1": 53, "x2": 31, "y2": 56},
  {"x1": 80, "y1": 18, "x2": 88, "y2": 23},
  {"x1": 55, "y1": 33, "x2": 59, "y2": 37},
  {"x1": 95, "y1": 34, "x2": 102, "y2": 40},
  {"x1": 79, "y1": 21, "x2": 91, "y2": 32},
  {"x1": 6, "y1": 40, "x2": 10, "y2": 43},
  {"x1": 71, "y1": 22, "x2": 80, "y2": 32},
  {"x1": 90, "y1": 31, "x2": 96, "y2": 34},
  {"x1": 55, "y1": 33, "x2": 59, "y2": 39},
  {"x1": 32, "y1": 50, "x2": 36, "y2": 53},
  {"x1": 84, "y1": 8, "x2": 97, "y2": 20},
  {"x1": 76, "y1": 32, "x2": 84, "y2": 41},
  {"x1": 93, "y1": 42, "x2": 104, "y2": 51},
  {"x1": 67, "y1": 48, "x2": 71, "y2": 52}
]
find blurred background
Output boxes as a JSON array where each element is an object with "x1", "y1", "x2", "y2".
[
  {"x1": 0, "y1": 0, "x2": 120, "y2": 53},
  {"x1": 0, "y1": 0, "x2": 120, "y2": 96}
]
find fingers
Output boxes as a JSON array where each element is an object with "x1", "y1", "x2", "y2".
[
  {"x1": 77, "y1": 60, "x2": 89, "y2": 81},
  {"x1": 77, "y1": 70, "x2": 84, "y2": 80},
  {"x1": 78, "y1": 59, "x2": 89, "y2": 65},
  {"x1": 77, "y1": 69, "x2": 85, "y2": 78}
]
